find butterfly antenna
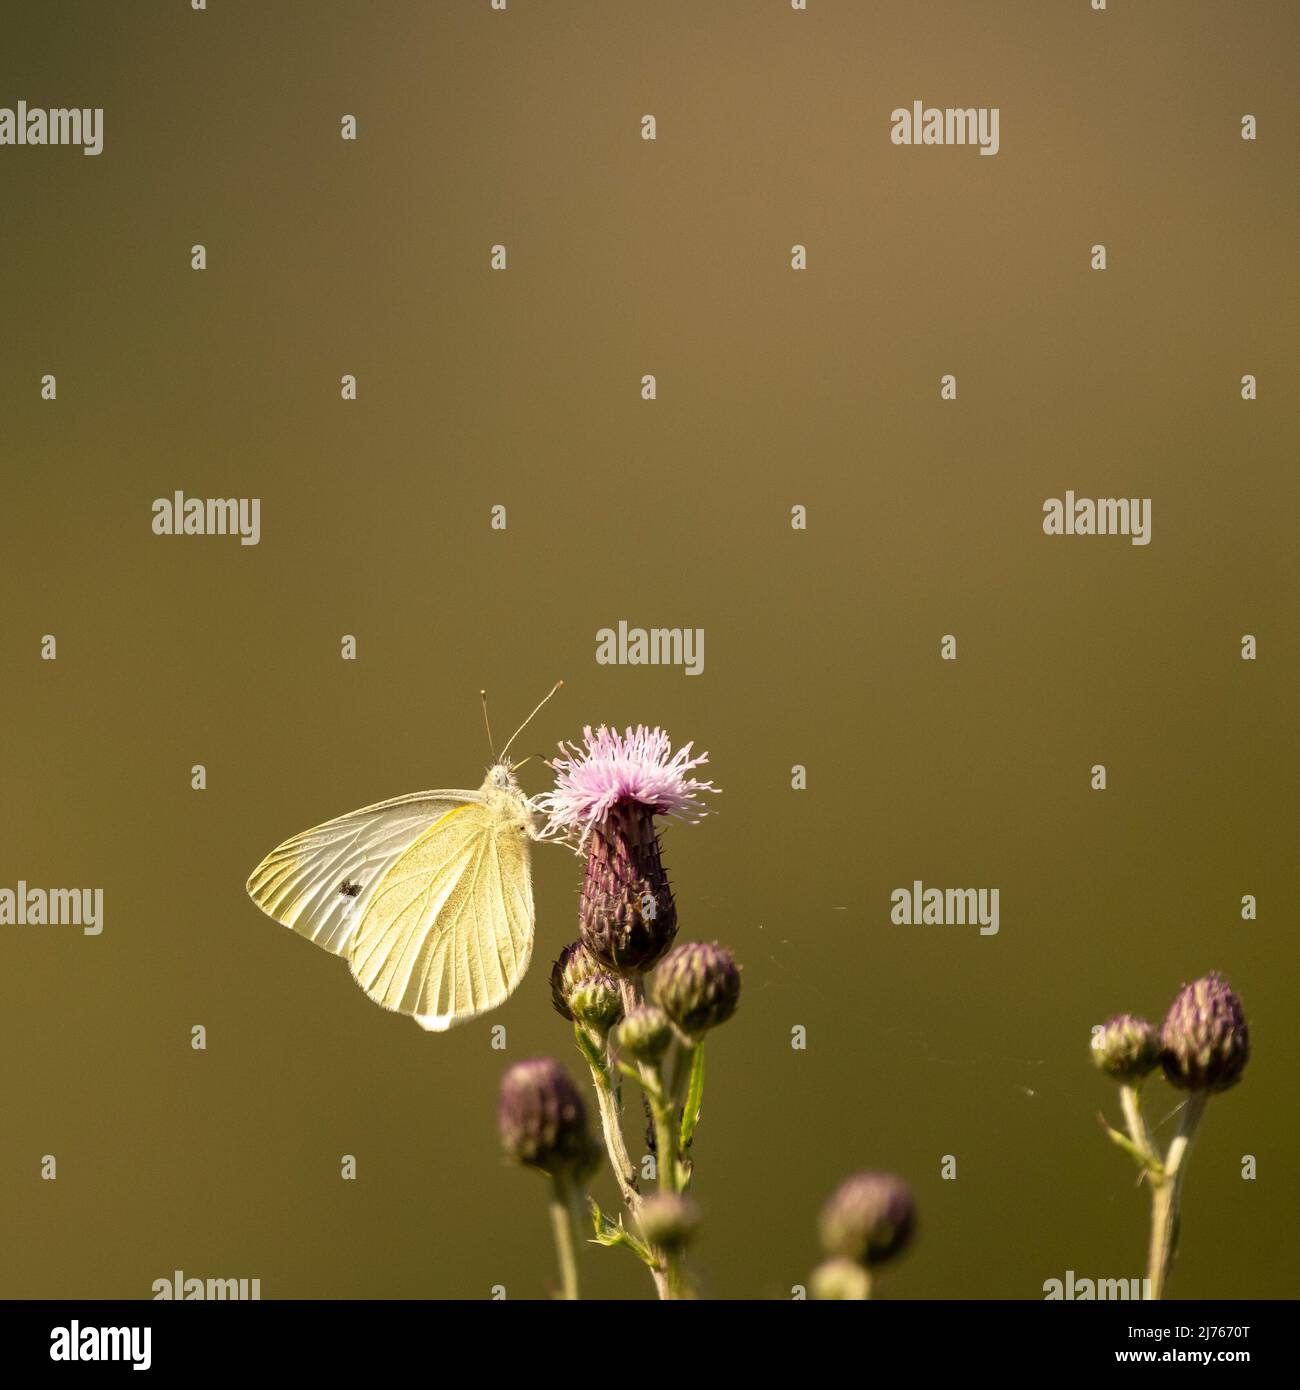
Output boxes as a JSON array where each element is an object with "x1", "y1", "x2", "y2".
[
  {"x1": 480, "y1": 689, "x2": 497, "y2": 762},
  {"x1": 500, "y1": 680, "x2": 564, "y2": 763}
]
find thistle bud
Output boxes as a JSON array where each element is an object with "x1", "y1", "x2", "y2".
[
  {"x1": 1160, "y1": 972, "x2": 1250, "y2": 1093},
  {"x1": 549, "y1": 941, "x2": 603, "y2": 1021},
  {"x1": 654, "y1": 941, "x2": 741, "y2": 1040},
  {"x1": 1092, "y1": 1014, "x2": 1161, "y2": 1081},
  {"x1": 579, "y1": 803, "x2": 678, "y2": 973},
  {"x1": 568, "y1": 974, "x2": 624, "y2": 1038},
  {"x1": 819, "y1": 1171, "x2": 915, "y2": 1267},
  {"x1": 809, "y1": 1258, "x2": 872, "y2": 1301},
  {"x1": 617, "y1": 1004, "x2": 673, "y2": 1063},
  {"x1": 638, "y1": 1193, "x2": 701, "y2": 1253},
  {"x1": 498, "y1": 1057, "x2": 594, "y2": 1176}
]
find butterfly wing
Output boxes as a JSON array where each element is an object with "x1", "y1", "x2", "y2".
[
  {"x1": 346, "y1": 800, "x2": 535, "y2": 1031},
  {"x1": 245, "y1": 790, "x2": 479, "y2": 956}
]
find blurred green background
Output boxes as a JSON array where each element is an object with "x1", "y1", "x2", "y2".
[{"x1": 1, "y1": 1, "x2": 1296, "y2": 1299}]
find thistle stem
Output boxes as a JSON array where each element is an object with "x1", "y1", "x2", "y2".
[
  {"x1": 1119, "y1": 1083, "x2": 1157, "y2": 1167},
  {"x1": 1145, "y1": 1092, "x2": 1208, "y2": 1299},
  {"x1": 649, "y1": 1089, "x2": 679, "y2": 1193},
  {"x1": 549, "y1": 1173, "x2": 583, "y2": 1301},
  {"x1": 591, "y1": 1056, "x2": 642, "y2": 1213},
  {"x1": 617, "y1": 977, "x2": 680, "y2": 1190},
  {"x1": 662, "y1": 1249, "x2": 693, "y2": 1300},
  {"x1": 571, "y1": 1022, "x2": 640, "y2": 1212},
  {"x1": 616, "y1": 974, "x2": 688, "y2": 1300}
]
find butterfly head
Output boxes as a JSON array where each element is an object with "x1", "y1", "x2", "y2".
[
  {"x1": 479, "y1": 681, "x2": 564, "y2": 819},
  {"x1": 487, "y1": 761, "x2": 520, "y2": 790},
  {"x1": 481, "y1": 760, "x2": 539, "y2": 837}
]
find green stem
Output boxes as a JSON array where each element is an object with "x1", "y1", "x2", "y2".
[
  {"x1": 650, "y1": 1089, "x2": 678, "y2": 1194},
  {"x1": 615, "y1": 976, "x2": 686, "y2": 1300},
  {"x1": 1120, "y1": 1083, "x2": 1157, "y2": 1167},
  {"x1": 576, "y1": 1025, "x2": 641, "y2": 1214},
  {"x1": 1145, "y1": 1092, "x2": 1208, "y2": 1300},
  {"x1": 617, "y1": 978, "x2": 681, "y2": 1192},
  {"x1": 662, "y1": 1250, "x2": 690, "y2": 1300},
  {"x1": 548, "y1": 1173, "x2": 582, "y2": 1301}
]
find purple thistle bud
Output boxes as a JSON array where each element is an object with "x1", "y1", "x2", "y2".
[
  {"x1": 638, "y1": 1193, "x2": 701, "y2": 1253},
  {"x1": 498, "y1": 1057, "x2": 595, "y2": 1176},
  {"x1": 1092, "y1": 1014, "x2": 1161, "y2": 1081},
  {"x1": 654, "y1": 941, "x2": 741, "y2": 1041},
  {"x1": 579, "y1": 802, "x2": 679, "y2": 973},
  {"x1": 617, "y1": 1004, "x2": 673, "y2": 1063},
  {"x1": 819, "y1": 1171, "x2": 916, "y2": 1267},
  {"x1": 1160, "y1": 973, "x2": 1250, "y2": 1093}
]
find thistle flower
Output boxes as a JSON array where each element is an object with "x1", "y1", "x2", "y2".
[
  {"x1": 617, "y1": 1004, "x2": 673, "y2": 1063},
  {"x1": 654, "y1": 941, "x2": 741, "y2": 1041},
  {"x1": 1092, "y1": 1013, "x2": 1161, "y2": 1082},
  {"x1": 539, "y1": 726, "x2": 719, "y2": 975},
  {"x1": 498, "y1": 1057, "x2": 595, "y2": 1177},
  {"x1": 539, "y1": 725, "x2": 718, "y2": 847},
  {"x1": 819, "y1": 1171, "x2": 916, "y2": 1268},
  {"x1": 1160, "y1": 972, "x2": 1250, "y2": 1093},
  {"x1": 638, "y1": 1193, "x2": 701, "y2": 1253}
]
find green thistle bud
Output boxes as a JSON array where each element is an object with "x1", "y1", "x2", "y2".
[
  {"x1": 617, "y1": 1004, "x2": 673, "y2": 1063},
  {"x1": 819, "y1": 1171, "x2": 915, "y2": 1268},
  {"x1": 653, "y1": 941, "x2": 741, "y2": 1040},
  {"x1": 498, "y1": 1057, "x2": 595, "y2": 1177},
  {"x1": 638, "y1": 1193, "x2": 701, "y2": 1253},
  {"x1": 809, "y1": 1258, "x2": 872, "y2": 1301},
  {"x1": 567, "y1": 974, "x2": 624, "y2": 1038},
  {"x1": 1092, "y1": 1014, "x2": 1161, "y2": 1081},
  {"x1": 1161, "y1": 972, "x2": 1250, "y2": 1093},
  {"x1": 549, "y1": 941, "x2": 603, "y2": 1022}
]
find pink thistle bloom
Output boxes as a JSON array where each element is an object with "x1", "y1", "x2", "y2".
[{"x1": 538, "y1": 726, "x2": 719, "y2": 847}]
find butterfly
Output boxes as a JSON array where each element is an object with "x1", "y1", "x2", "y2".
[{"x1": 245, "y1": 684, "x2": 561, "y2": 1031}]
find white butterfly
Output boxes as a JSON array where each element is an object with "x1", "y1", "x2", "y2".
[{"x1": 245, "y1": 685, "x2": 560, "y2": 1031}]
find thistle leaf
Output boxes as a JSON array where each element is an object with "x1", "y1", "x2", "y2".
[
  {"x1": 679, "y1": 1044, "x2": 706, "y2": 1153},
  {"x1": 1098, "y1": 1112, "x2": 1163, "y2": 1175},
  {"x1": 588, "y1": 1198, "x2": 656, "y2": 1268}
]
